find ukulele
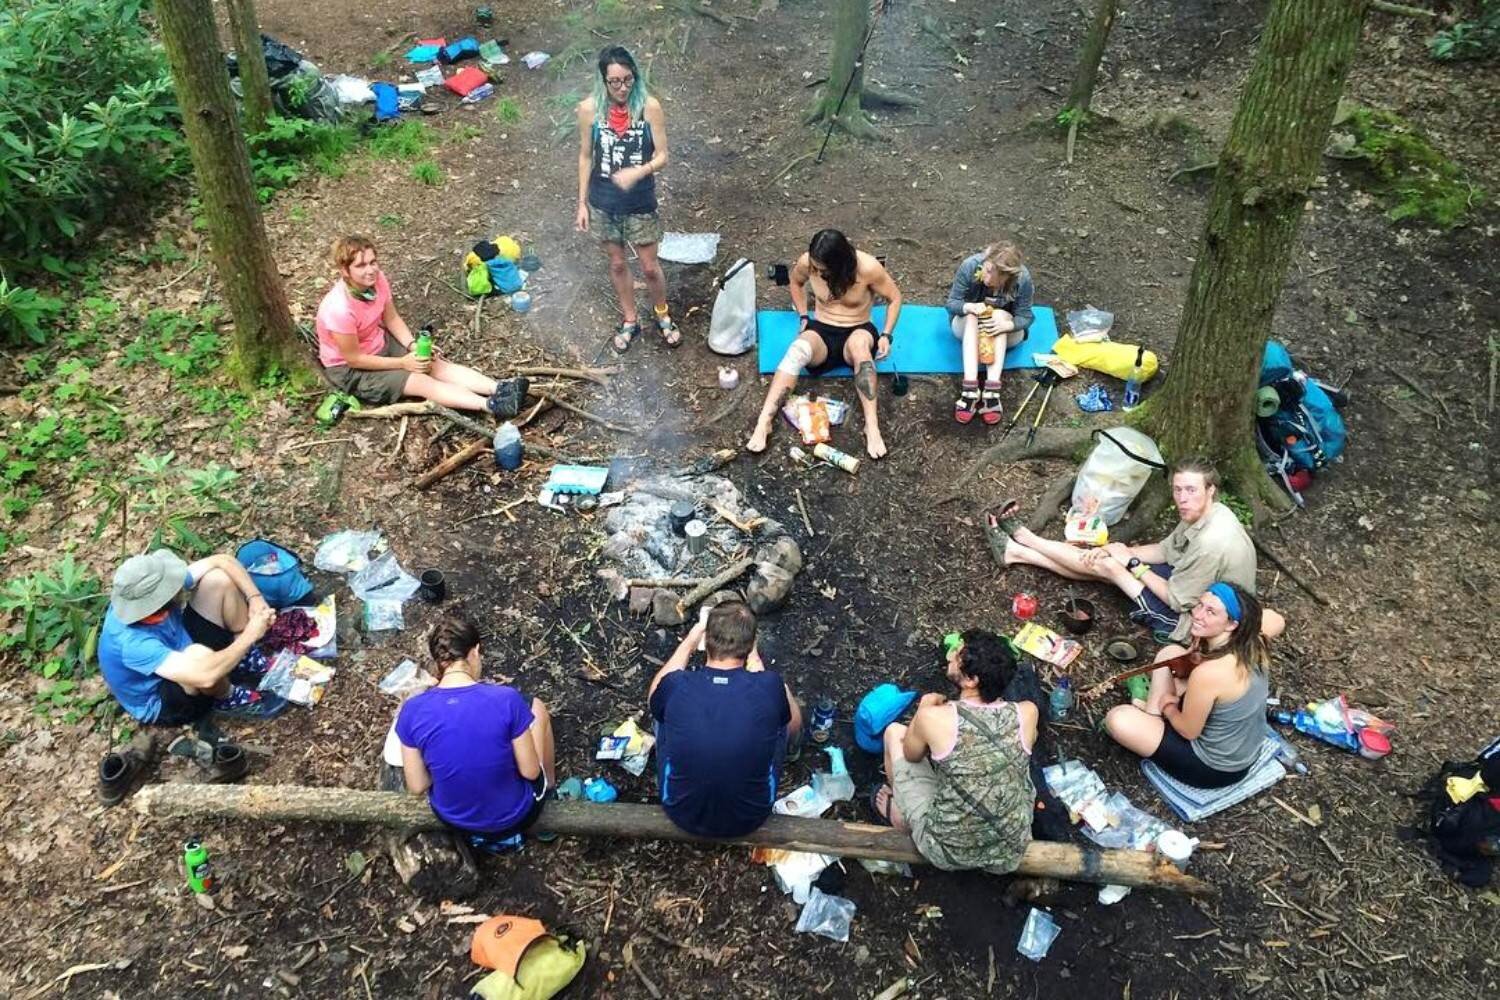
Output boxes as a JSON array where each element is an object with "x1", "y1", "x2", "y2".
[{"x1": 1080, "y1": 642, "x2": 1205, "y2": 701}]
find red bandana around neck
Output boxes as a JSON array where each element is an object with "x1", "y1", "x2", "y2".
[{"x1": 606, "y1": 103, "x2": 632, "y2": 137}]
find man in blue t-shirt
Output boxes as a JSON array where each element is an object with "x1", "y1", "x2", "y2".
[
  {"x1": 648, "y1": 601, "x2": 802, "y2": 838},
  {"x1": 98, "y1": 549, "x2": 287, "y2": 724}
]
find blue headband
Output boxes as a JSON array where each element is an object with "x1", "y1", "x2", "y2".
[{"x1": 1207, "y1": 583, "x2": 1242, "y2": 622}]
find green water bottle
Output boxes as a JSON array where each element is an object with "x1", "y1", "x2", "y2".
[
  {"x1": 414, "y1": 326, "x2": 434, "y2": 360},
  {"x1": 183, "y1": 838, "x2": 212, "y2": 894}
]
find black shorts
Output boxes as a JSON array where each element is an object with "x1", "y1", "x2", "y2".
[
  {"x1": 1150, "y1": 727, "x2": 1250, "y2": 789},
  {"x1": 804, "y1": 318, "x2": 879, "y2": 376},
  {"x1": 455, "y1": 775, "x2": 549, "y2": 852},
  {"x1": 157, "y1": 677, "x2": 215, "y2": 726},
  {"x1": 184, "y1": 604, "x2": 235, "y2": 651}
]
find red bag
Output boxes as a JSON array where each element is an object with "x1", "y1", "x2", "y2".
[{"x1": 444, "y1": 66, "x2": 489, "y2": 96}]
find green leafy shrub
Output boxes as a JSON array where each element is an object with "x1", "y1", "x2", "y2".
[
  {"x1": 0, "y1": 0, "x2": 182, "y2": 259},
  {"x1": 1328, "y1": 105, "x2": 1485, "y2": 227},
  {"x1": 0, "y1": 275, "x2": 66, "y2": 344},
  {"x1": 0, "y1": 555, "x2": 106, "y2": 680},
  {"x1": 1429, "y1": 1, "x2": 1498, "y2": 60},
  {"x1": 248, "y1": 115, "x2": 359, "y2": 202}
]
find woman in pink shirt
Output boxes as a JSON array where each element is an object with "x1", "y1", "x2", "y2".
[{"x1": 316, "y1": 236, "x2": 504, "y2": 412}]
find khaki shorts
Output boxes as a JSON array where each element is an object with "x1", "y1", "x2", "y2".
[
  {"x1": 321, "y1": 332, "x2": 410, "y2": 405},
  {"x1": 890, "y1": 753, "x2": 942, "y2": 858},
  {"x1": 590, "y1": 206, "x2": 662, "y2": 246}
]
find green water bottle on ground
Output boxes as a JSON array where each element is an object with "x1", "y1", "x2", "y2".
[
  {"x1": 183, "y1": 838, "x2": 213, "y2": 894},
  {"x1": 414, "y1": 326, "x2": 434, "y2": 360}
]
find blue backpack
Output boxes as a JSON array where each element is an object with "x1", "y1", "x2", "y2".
[
  {"x1": 1255, "y1": 341, "x2": 1347, "y2": 502},
  {"x1": 236, "y1": 539, "x2": 313, "y2": 608}
]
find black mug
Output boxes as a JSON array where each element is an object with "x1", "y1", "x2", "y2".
[
  {"x1": 418, "y1": 569, "x2": 447, "y2": 603},
  {"x1": 766, "y1": 263, "x2": 790, "y2": 287},
  {"x1": 892, "y1": 373, "x2": 909, "y2": 396}
]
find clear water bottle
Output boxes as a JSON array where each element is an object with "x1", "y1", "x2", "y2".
[
  {"x1": 1049, "y1": 678, "x2": 1073, "y2": 721},
  {"x1": 1265, "y1": 727, "x2": 1310, "y2": 775},
  {"x1": 493, "y1": 421, "x2": 522, "y2": 471}
]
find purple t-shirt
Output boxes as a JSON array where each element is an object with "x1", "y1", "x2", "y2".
[{"x1": 395, "y1": 683, "x2": 536, "y2": 833}]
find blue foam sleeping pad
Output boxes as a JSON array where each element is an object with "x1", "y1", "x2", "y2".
[{"x1": 755, "y1": 304, "x2": 1060, "y2": 375}]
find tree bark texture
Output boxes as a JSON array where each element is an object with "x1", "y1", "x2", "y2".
[
  {"x1": 1141, "y1": 0, "x2": 1368, "y2": 505},
  {"x1": 806, "y1": 0, "x2": 876, "y2": 138},
  {"x1": 224, "y1": 0, "x2": 274, "y2": 136},
  {"x1": 155, "y1": 0, "x2": 296, "y2": 383},
  {"x1": 1065, "y1": 0, "x2": 1119, "y2": 115},
  {"x1": 133, "y1": 784, "x2": 1215, "y2": 895}
]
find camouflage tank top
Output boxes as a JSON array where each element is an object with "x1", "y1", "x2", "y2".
[{"x1": 926, "y1": 702, "x2": 1035, "y2": 873}]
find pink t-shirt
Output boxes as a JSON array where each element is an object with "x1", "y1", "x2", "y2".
[{"x1": 316, "y1": 272, "x2": 393, "y2": 367}]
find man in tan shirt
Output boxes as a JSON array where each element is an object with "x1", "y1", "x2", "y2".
[{"x1": 991, "y1": 459, "x2": 1279, "y2": 642}]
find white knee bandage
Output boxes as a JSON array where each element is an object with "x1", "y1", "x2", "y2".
[{"x1": 777, "y1": 338, "x2": 814, "y2": 376}]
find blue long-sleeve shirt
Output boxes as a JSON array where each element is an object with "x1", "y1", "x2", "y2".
[{"x1": 945, "y1": 252, "x2": 1034, "y2": 333}]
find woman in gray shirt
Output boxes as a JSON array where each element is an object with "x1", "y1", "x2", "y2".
[
  {"x1": 1103, "y1": 582, "x2": 1269, "y2": 788},
  {"x1": 944, "y1": 243, "x2": 1034, "y2": 424}
]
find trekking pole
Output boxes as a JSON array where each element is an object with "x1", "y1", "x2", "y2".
[
  {"x1": 999, "y1": 376, "x2": 1043, "y2": 442},
  {"x1": 815, "y1": 5, "x2": 887, "y2": 164},
  {"x1": 1024, "y1": 371, "x2": 1061, "y2": 449}
]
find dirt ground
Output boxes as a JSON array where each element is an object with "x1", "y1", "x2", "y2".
[{"x1": 1, "y1": 1, "x2": 1497, "y2": 997}]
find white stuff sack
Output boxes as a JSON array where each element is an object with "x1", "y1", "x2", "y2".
[
  {"x1": 1071, "y1": 427, "x2": 1166, "y2": 525},
  {"x1": 707, "y1": 258, "x2": 756, "y2": 356}
]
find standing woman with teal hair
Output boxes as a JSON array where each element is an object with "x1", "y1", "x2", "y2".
[{"x1": 575, "y1": 46, "x2": 677, "y2": 353}]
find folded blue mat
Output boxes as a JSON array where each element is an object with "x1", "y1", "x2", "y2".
[
  {"x1": 756, "y1": 304, "x2": 1059, "y2": 376},
  {"x1": 1141, "y1": 737, "x2": 1286, "y2": 823}
]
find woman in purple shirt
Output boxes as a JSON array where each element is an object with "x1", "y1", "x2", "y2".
[{"x1": 397, "y1": 615, "x2": 556, "y2": 849}]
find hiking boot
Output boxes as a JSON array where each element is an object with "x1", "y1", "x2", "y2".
[
  {"x1": 213, "y1": 685, "x2": 289, "y2": 720},
  {"x1": 205, "y1": 742, "x2": 250, "y2": 784},
  {"x1": 96, "y1": 732, "x2": 157, "y2": 807},
  {"x1": 486, "y1": 376, "x2": 530, "y2": 418}
]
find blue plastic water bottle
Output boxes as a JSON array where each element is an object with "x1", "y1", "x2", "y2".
[
  {"x1": 1049, "y1": 678, "x2": 1074, "y2": 721},
  {"x1": 583, "y1": 777, "x2": 618, "y2": 803},
  {"x1": 1123, "y1": 346, "x2": 1145, "y2": 410},
  {"x1": 493, "y1": 421, "x2": 522, "y2": 471}
]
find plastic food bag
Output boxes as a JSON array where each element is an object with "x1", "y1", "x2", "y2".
[
  {"x1": 707, "y1": 259, "x2": 756, "y2": 356},
  {"x1": 379, "y1": 658, "x2": 435, "y2": 698},
  {"x1": 363, "y1": 598, "x2": 405, "y2": 632},
  {"x1": 1065, "y1": 306, "x2": 1114, "y2": 342},
  {"x1": 795, "y1": 888, "x2": 856, "y2": 942},
  {"x1": 349, "y1": 552, "x2": 420, "y2": 603},
  {"x1": 1071, "y1": 428, "x2": 1165, "y2": 526},
  {"x1": 1016, "y1": 907, "x2": 1060, "y2": 961},
  {"x1": 314, "y1": 529, "x2": 383, "y2": 573}
]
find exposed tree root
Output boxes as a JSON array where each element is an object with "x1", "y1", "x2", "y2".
[
  {"x1": 1030, "y1": 472, "x2": 1078, "y2": 533},
  {"x1": 862, "y1": 85, "x2": 921, "y2": 109},
  {"x1": 939, "y1": 425, "x2": 1098, "y2": 505}
]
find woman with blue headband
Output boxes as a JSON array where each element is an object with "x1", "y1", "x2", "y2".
[{"x1": 1103, "y1": 582, "x2": 1269, "y2": 788}]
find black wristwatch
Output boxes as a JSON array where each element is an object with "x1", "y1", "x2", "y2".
[{"x1": 1126, "y1": 557, "x2": 1142, "y2": 571}]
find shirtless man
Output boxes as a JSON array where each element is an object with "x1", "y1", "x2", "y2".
[{"x1": 747, "y1": 229, "x2": 903, "y2": 459}]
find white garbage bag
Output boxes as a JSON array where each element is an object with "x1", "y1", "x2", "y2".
[
  {"x1": 707, "y1": 258, "x2": 756, "y2": 356},
  {"x1": 1071, "y1": 428, "x2": 1166, "y2": 525}
]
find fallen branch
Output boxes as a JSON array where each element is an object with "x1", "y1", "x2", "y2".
[
  {"x1": 538, "y1": 394, "x2": 638, "y2": 434},
  {"x1": 675, "y1": 557, "x2": 755, "y2": 618},
  {"x1": 512, "y1": 365, "x2": 619, "y2": 387},
  {"x1": 132, "y1": 785, "x2": 1214, "y2": 895},
  {"x1": 20, "y1": 960, "x2": 133, "y2": 1000},
  {"x1": 768, "y1": 150, "x2": 817, "y2": 187},
  {"x1": 284, "y1": 437, "x2": 355, "y2": 452},
  {"x1": 794, "y1": 488, "x2": 815, "y2": 537},
  {"x1": 1370, "y1": 0, "x2": 1436, "y2": 16},
  {"x1": 454, "y1": 497, "x2": 531, "y2": 526},
  {"x1": 350, "y1": 401, "x2": 581, "y2": 461},
  {"x1": 1252, "y1": 535, "x2": 1329, "y2": 606},
  {"x1": 626, "y1": 576, "x2": 707, "y2": 588},
  {"x1": 709, "y1": 502, "x2": 764, "y2": 534},
  {"x1": 1168, "y1": 160, "x2": 1218, "y2": 182},
  {"x1": 415, "y1": 439, "x2": 490, "y2": 489}
]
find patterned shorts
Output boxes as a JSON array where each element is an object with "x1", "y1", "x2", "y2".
[{"x1": 590, "y1": 206, "x2": 663, "y2": 246}]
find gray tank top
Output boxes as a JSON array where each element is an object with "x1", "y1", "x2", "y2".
[{"x1": 1190, "y1": 669, "x2": 1268, "y2": 772}]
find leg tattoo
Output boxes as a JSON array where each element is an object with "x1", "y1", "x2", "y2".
[{"x1": 855, "y1": 361, "x2": 877, "y2": 401}]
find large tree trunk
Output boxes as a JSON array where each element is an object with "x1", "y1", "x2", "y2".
[
  {"x1": 805, "y1": 0, "x2": 877, "y2": 139},
  {"x1": 1135, "y1": 0, "x2": 1369, "y2": 511},
  {"x1": 1062, "y1": 0, "x2": 1119, "y2": 162},
  {"x1": 155, "y1": 0, "x2": 297, "y2": 384},
  {"x1": 133, "y1": 784, "x2": 1215, "y2": 895},
  {"x1": 225, "y1": 0, "x2": 274, "y2": 136}
]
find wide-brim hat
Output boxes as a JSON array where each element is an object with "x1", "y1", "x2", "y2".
[
  {"x1": 110, "y1": 549, "x2": 189, "y2": 623},
  {"x1": 854, "y1": 683, "x2": 919, "y2": 753}
]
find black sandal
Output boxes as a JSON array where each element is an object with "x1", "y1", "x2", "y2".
[
  {"x1": 612, "y1": 321, "x2": 640, "y2": 354},
  {"x1": 866, "y1": 784, "x2": 895, "y2": 827}
]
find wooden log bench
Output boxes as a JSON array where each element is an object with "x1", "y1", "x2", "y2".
[{"x1": 133, "y1": 784, "x2": 1214, "y2": 896}]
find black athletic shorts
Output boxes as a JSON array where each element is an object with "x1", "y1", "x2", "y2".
[
  {"x1": 184, "y1": 604, "x2": 235, "y2": 651},
  {"x1": 1150, "y1": 727, "x2": 1250, "y2": 789},
  {"x1": 156, "y1": 677, "x2": 215, "y2": 726},
  {"x1": 803, "y1": 318, "x2": 880, "y2": 376}
]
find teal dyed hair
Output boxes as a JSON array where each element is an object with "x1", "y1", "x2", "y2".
[{"x1": 592, "y1": 46, "x2": 647, "y2": 125}]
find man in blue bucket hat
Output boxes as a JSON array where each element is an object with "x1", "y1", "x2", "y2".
[{"x1": 99, "y1": 549, "x2": 288, "y2": 725}]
